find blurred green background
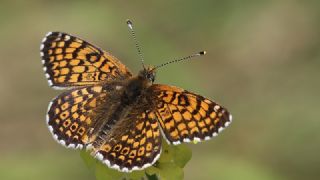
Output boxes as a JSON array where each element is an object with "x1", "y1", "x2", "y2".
[{"x1": 1, "y1": 0, "x2": 319, "y2": 179}]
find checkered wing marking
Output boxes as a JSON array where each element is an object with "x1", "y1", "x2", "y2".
[
  {"x1": 94, "y1": 110, "x2": 161, "y2": 172},
  {"x1": 40, "y1": 32, "x2": 132, "y2": 88},
  {"x1": 47, "y1": 85, "x2": 108, "y2": 149},
  {"x1": 149, "y1": 84, "x2": 232, "y2": 145}
]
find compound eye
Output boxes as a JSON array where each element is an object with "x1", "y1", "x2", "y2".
[
  {"x1": 150, "y1": 74, "x2": 155, "y2": 82},
  {"x1": 146, "y1": 73, "x2": 154, "y2": 82}
]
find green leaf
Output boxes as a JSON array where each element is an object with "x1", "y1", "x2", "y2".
[
  {"x1": 157, "y1": 141, "x2": 174, "y2": 163},
  {"x1": 147, "y1": 141, "x2": 191, "y2": 180},
  {"x1": 146, "y1": 173, "x2": 159, "y2": 180},
  {"x1": 171, "y1": 144, "x2": 192, "y2": 168},
  {"x1": 123, "y1": 170, "x2": 145, "y2": 180},
  {"x1": 95, "y1": 161, "x2": 123, "y2": 180},
  {"x1": 80, "y1": 150, "x2": 96, "y2": 170},
  {"x1": 145, "y1": 165, "x2": 161, "y2": 176},
  {"x1": 157, "y1": 141, "x2": 192, "y2": 168},
  {"x1": 157, "y1": 162, "x2": 184, "y2": 180}
]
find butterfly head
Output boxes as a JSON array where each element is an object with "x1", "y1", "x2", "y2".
[{"x1": 139, "y1": 66, "x2": 156, "y2": 83}]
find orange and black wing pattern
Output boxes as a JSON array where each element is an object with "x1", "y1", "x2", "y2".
[
  {"x1": 40, "y1": 32, "x2": 132, "y2": 89},
  {"x1": 93, "y1": 109, "x2": 162, "y2": 172},
  {"x1": 149, "y1": 84, "x2": 232, "y2": 145},
  {"x1": 47, "y1": 85, "x2": 109, "y2": 149}
]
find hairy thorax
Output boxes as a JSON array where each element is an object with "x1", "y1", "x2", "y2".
[{"x1": 90, "y1": 75, "x2": 153, "y2": 147}]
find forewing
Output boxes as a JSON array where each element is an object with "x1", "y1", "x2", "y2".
[
  {"x1": 149, "y1": 84, "x2": 232, "y2": 145},
  {"x1": 47, "y1": 85, "x2": 108, "y2": 149},
  {"x1": 93, "y1": 110, "x2": 161, "y2": 172},
  {"x1": 40, "y1": 32, "x2": 132, "y2": 88}
]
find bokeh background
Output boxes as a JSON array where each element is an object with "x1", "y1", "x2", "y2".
[{"x1": 1, "y1": 0, "x2": 319, "y2": 179}]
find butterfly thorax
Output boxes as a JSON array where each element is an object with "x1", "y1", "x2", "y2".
[
  {"x1": 122, "y1": 66, "x2": 156, "y2": 102},
  {"x1": 90, "y1": 67, "x2": 156, "y2": 148}
]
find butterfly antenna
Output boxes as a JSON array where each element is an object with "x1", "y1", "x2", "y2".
[
  {"x1": 154, "y1": 51, "x2": 206, "y2": 70},
  {"x1": 126, "y1": 19, "x2": 146, "y2": 69}
]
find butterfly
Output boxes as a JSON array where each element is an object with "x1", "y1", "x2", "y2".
[{"x1": 40, "y1": 20, "x2": 232, "y2": 172}]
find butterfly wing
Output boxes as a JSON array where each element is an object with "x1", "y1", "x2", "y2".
[
  {"x1": 93, "y1": 108, "x2": 162, "y2": 172},
  {"x1": 47, "y1": 85, "x2": 109, "y2": 149},
  {"x1": 148, "y1": 84, "x2": 232, "y2": 145},
  {"x1": 40, "y1": 32, "x2": 132, "y2": 89}
]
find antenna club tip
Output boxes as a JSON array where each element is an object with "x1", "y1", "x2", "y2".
[
  {"x1": 126, "y1": 19, "x2": 132, "y2": 24},
  {"x1": 126, "y1": 19, "x2": 133, "y2": 29},
  {"x1": 199, "y1": 51, "x2": 206, "y2": 56}
]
